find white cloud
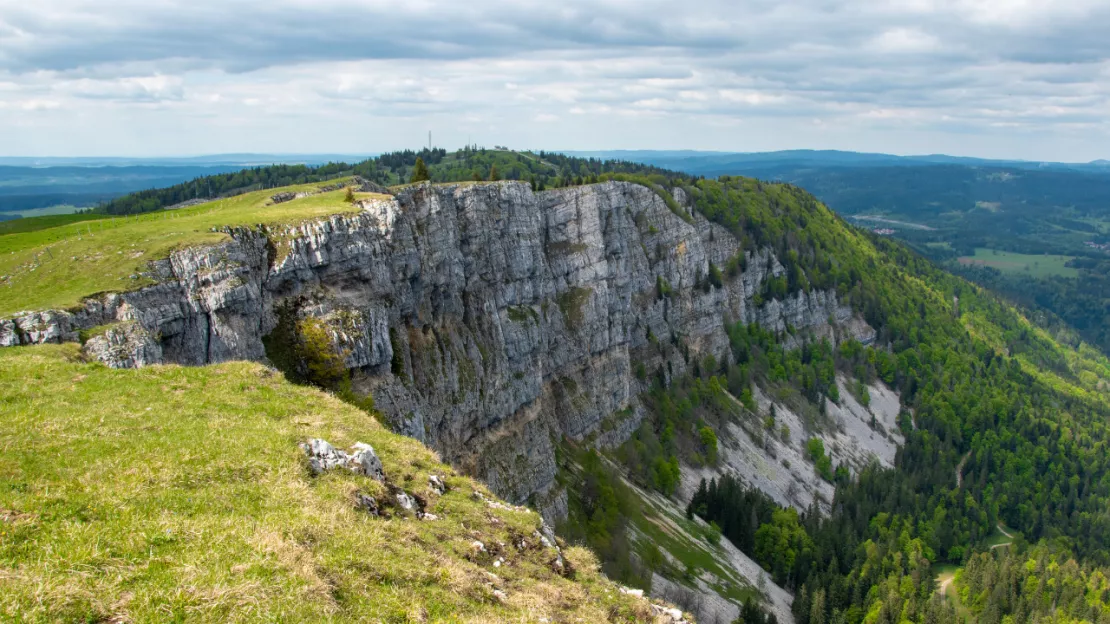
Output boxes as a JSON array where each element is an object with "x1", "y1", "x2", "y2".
[
  {"x1": 0, "y1": 0, "x2": 1107, "y2": 159},
  {"x1": 869, "y1": 28, "x2": 942, "y2": 54},
  {"x1": 20, "y1": 99, "x2": 60, "y2": 111}
]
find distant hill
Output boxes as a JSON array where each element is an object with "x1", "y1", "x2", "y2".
[{"x1": 566, "y1": 149, "x2": 1110, "y2": 173}]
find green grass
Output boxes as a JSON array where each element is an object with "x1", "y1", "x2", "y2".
[
  {"x1": 0, "y1": 212, "x2": 108, "y2": 237},
  {"x1": 0, "y1": 180, "x2": 388, "y2": 317},
  {"x1": 0, "y1": 345, "x2": 657, "y2": 623},
  {"x1": 957, "y1": 248, "x2": 1079, "y2": 278}
]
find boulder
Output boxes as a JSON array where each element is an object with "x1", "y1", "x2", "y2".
[{"x1": 350, "y1": 442, "x2": 385, "y2": 480}]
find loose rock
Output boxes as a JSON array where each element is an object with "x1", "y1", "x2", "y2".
[{"x1": 355, "y1": 493, "x2": 379, "y2": 516}]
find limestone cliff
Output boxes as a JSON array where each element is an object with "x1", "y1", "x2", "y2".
[{"x1": 0, "y1": 181, "x2": 872, "y2": 518}]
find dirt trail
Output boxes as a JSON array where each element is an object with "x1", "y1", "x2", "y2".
[
  {"x1": 935, "y1": 523, "x2": 1014, "y2": 599},
  {"x1": 937, "y1": 573, "x2": 956, "y2": 596},
  {"x1": 955, "y1": 451, "x2": 971, "y2": 488},
  {"x1": 992, "y1": 524, "x2": 1014, "y2": 549}
]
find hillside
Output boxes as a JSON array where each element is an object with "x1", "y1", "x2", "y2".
[
  {"x1": 5, "y1": 151, "x2": 1110, "y2": 623},
  {"x1": 0, "y1": 343, "x2": 676, "y2": 622},
  {"x1": 599, "y1": 150, "x2": 1110, "y2": 358}
]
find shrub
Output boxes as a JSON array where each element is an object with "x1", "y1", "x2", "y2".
[{"x1": 699, "y1": 426, "x2": 719, "y2": 465}]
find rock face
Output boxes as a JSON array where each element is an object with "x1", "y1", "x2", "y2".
[
  {"x1": 81, "y1": 322, "x2": 163, "y2": 369},
  {"x1": 0, "y1": 181, "x2": 871, "y2": 516},
  {"x1": 678, "y1": 376, "x2": 904, "y2": 515}
]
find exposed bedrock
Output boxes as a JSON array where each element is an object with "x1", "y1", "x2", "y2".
[{"x1": 1, "y1": 181, "x2": 874, "y2": 516}]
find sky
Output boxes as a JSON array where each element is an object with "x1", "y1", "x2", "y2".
[{"x1": 1, "y1": 0, "x2": 1109, "y2": 161}]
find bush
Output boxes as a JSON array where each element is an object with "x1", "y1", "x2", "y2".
[
  {"x1": 262, "y1": 303, "x2": 346, "y2": 389},
  {"x1": 706, "y1": 521, "x2": 722, "y2": 546}
]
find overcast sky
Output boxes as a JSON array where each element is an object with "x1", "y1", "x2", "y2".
[{"x1": 2, "y1": 0, "x2": 1109, "y2": 160}]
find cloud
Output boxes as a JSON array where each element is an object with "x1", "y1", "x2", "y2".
[{"x1": 0, "y1": 0, "x2": 1108, "y2": 159}]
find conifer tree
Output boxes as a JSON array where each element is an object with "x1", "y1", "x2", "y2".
[
  {"x1": 488, "y1": 164, "x2": 500, "y2": 181},
  {"x1": 410, "y1": 157, "x2": 430, "y2": 183}
]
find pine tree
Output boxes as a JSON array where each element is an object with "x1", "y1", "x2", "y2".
[
  {"x1": 488, "y1": 164, "x2": 500, "y2": 181},
  {"x1": 410, "y1": 157, "x2": 430, "y2": 183},
  {"x1": 343, "y1": 186, "x2": 355, "y2": 203}
]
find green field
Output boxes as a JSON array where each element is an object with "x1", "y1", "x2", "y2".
[
  {"x1": 0, "y1": 344, "x2": 648, "y2": 622},
  {"x1": 0, "y1": 180, "x2": 388, "y2": 316},
  {"x1": 957, "y1": 248, "x2": 1079, "y2": 278}
]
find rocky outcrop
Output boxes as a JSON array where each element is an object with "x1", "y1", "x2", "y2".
[
  {"x1": 0, "y1": 181, "x2": 872, "y2": 517},
  {"x1": 302, "y1": 438, "x2": 385, "y2": 480},
  {"x1": 81, "y1": 322, "x2": 163, "y2": 369}
]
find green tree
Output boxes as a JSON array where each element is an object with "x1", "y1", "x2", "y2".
[
  {"x1": 489, "y1": 164, "x2": 500, "y2": 181},
  {"x1": 699, "y1": 425, "x2": 719, "y2": 465},
  {"x1": 410, "y1": 157, "x2": 430, "y2": 183}
]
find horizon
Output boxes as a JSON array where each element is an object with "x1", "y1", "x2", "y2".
[{"x1": 1, "y1": 147, "x2": 1106, "y2": 167}]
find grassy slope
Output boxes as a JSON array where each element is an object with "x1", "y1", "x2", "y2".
[
  {"x1": 0, "y1": 179, "x2": 387, "y2": 316},
  {"x1": 0, "y1": 345, "x2": 656, "y2": 623}
]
